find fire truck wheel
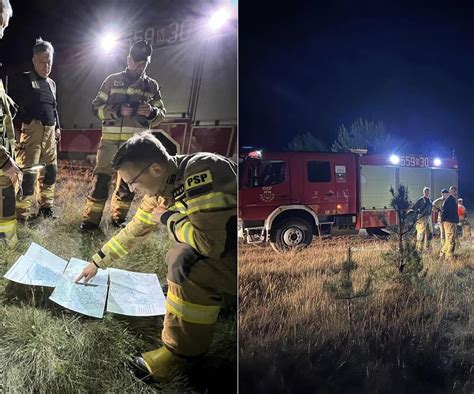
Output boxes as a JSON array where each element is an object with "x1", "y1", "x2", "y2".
[{"x1": 271, "y1": 218, "x2": 313, "y2": 252}]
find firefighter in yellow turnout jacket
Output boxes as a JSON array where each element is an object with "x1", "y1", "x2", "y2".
[
  {"x1": 0, "y1": 0, "x2": 21, "y2": 246},
  {"x1": 412, "y1": 187, "x2": 432, "y2": 252},
  {"x1": 81, "y1": 40, "x2": 166, "y2": 231},
  {"x1": 0, "y1": 80, "x2": 20, "y2": 246},
  {"x1": 76, "y1": 132, "x2": 237, "y2": 381}
]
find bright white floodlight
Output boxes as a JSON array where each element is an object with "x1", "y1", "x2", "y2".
[
  {"x1": 433, "y1": 158, "x2": 442, "y2": 167},
  {"x1": 100, "y1": 33, "x2": 118, "y2": 52},
  {"x1": 389, "y1": 154, "x2": 400, "y2": 165},
  {"x1": 209, "y1": 8, "x2": 232, "y2": 30}
]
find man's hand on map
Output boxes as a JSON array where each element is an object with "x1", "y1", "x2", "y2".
[{"x1": 75, "y1": 263, "x2": 98, "y2": 283}]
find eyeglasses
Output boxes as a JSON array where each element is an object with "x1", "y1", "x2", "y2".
[{"x1": 125, "y1": 163, "x2": 152, "y2": 187}]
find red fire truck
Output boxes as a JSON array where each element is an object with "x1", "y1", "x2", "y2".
[{"x1": 239, "y1": 151, "x2": 458, "y2": 251}]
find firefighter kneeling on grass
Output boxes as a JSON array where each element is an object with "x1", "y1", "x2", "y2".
[
  {"x1": 440, "y1": 186, "x2": 459, "y2": 260},
  {"x1": 412, "y1": 187, "x2": 432, "y2": 252},
  {"x1": 76, "y1": 131, "x2": 237, "y2": 381}
]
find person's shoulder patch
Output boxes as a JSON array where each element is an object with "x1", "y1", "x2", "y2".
[{"x1": 185, "y1": 170, "x2": 213, "y2": 190}]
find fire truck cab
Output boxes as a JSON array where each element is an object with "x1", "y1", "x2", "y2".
[{"x1": 239, "y1": 151, "x2": 458, "y2": 251}]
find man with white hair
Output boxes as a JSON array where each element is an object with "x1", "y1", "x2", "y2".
[
  {"x1": 412, "y1": 186, "x2": 432, "y2": 252},
  {"x1": 11, "y1": 38, "x2": 61, "y2": 221}
]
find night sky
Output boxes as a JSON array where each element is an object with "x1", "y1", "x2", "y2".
[
  {"x1": 2, "y1": 1, "x2": 474, "y2": 200},
  {"x1": 240, "y1": 1, "x2": 474, "y2": 201}
]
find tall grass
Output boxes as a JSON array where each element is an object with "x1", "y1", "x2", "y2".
[
  {"x1": 239, "y1": 238, "x2": 473, "y2": 393},
  {"x1": 0, "y1": 166, "x2": 236, "y2": 393}
]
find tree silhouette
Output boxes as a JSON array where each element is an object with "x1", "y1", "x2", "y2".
[
  {"x1": 286, "y1": 132, "x2": 328, "y2": 152},
  {"x1": 332, "y1": 118, "x2": 407, "y2": 153}
]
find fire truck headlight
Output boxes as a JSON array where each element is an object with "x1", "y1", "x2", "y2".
[
  {"x1": 389, "y1": 154, "x2": 400, "y2": 165},
  {"x1": 434, "y1": 158, "x2": 442, "y2": 167},
  {"x1": 100, "y1": 33, "x2": 118, "y2": 52},
  {"x1": 209, "y1": 7, "x2": 232, "y2": 30}
]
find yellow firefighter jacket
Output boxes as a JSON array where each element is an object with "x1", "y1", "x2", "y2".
[
  {"x1": 92, "y1": 69, "x2": 166, "y2": 142},
  {"x1": 0, "y1": 79, "x2": 17, "y2": 171},
  {"x1": 92, "y1": 152, "x2": 237, "y2": 267}
]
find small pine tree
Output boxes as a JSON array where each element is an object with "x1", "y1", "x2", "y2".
[
  {"x1": 324, "y1": 248, "x2": 373, "y2": 332},
  {"x1": 381, "y1": 185, "x2": 424, "y2": 283}
]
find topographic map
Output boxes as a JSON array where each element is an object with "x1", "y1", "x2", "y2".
[
  {"x1": 106, "y1": 268, "x2": 166, "y2": 316},
  {"x1": 4, "y1": 244, "x2": 165, "y2": 318},
  {"x1": 3, "y1": 243, "x2": 68, "y2": 287},
  {"x1": 49, "y1": 258, "x2": 109, "y2": 318}
]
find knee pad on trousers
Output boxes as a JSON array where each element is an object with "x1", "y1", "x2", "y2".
[
  {"x1": 91, "y1": 173, "x2": 112, "y2": 200},
  {"x1": 21, "y1": 173, "x2": 37, "y2": 196},
  {"x1": 165, "y1": 244, "x2": 201, "y2": 284},
  {"x1": 117, "y1": 178, "x2": 135, "y2": 201},
  {"x1": 1, "y1": 184, "x2": 15, "y2": 217},
  {"x1": 43, "y1": 164, "x2": 57, "y2": 185}
]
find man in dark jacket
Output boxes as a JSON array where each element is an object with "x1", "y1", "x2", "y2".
[
  {"x1": 11, "y1": 38, "x2": 61, "y2": 221},
  {"x1": 440, "y1": 186, "x2": 459, "y2": 259}
]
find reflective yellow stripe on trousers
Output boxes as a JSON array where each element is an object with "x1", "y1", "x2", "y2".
[
  {"x1": 166, "y1": 291, "x2": 220, "y2": 325},
  {"x1": 0, "y1": 219, "x2": 16, "y2": 233}
]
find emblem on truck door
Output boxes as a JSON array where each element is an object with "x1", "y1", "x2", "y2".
[{"x1": 260, "y1": 186, "x2": 275, "y2": 203}]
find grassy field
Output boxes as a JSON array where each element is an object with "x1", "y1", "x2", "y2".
[
  {"x1": 0, "y1": 165, "x2": 236, "y2": 393},
  {"x1": 239, "y1": 236, "x2": 473, "y2": 394}
]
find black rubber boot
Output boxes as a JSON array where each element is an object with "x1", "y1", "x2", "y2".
[
  {"x1": 126, "y1": 354, "x2": 154, "y2": 384},
  {"x1": 38, "y1": 207, "x2": 58, "y2": 219},
  {"x1": 79, "y1": 220, "x2": 100, "y2": 232}
]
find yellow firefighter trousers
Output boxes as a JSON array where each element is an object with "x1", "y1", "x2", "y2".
[
  {"x1": 441, "y1": 222, "x2": 457, "y2": 258},
  {"x1": 462, "y1": 223, "x2": 471, "y2": 238},
  {"x1": 82, "y1": 139, "x2": 134, "y2": 225},
  {"x1": 415, "y1": 216, "x2": 430, "y2": 251},
  {"x1": 161, "y1": 243, "x2": 237, "y2": 357},
  {"x1": 439, "y1": 220, "x2": 445, "y2": 244},
  {"x1": 15, "y1": 121, "x2": 57, "y2": 220},
  {"x1": 0, "y1": 174, "x2": 17, "y2": 247}
]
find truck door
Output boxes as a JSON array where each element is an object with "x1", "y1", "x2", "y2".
[
  {"x1": 239, "y1": 156, "x2": 292, "y2": 221},
  {"x1": 301, "y1": 154, "x2": 337, "y2": 215}
]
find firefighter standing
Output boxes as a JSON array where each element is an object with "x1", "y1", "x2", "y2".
[
  {"x1": 412, "y1": 187, "x2": 432, "y2": 252},
  {"x1": 432, "y1": 189, "x2": 449, "y2": 244},
  {"x1": 457, "y1": 198, "x2": 471, "y2": 238},
  {"x1": 440, "y1": 186, "x2": 459, "y2": 259},
  {"x1": 0, "y1": 0, "x2": 21, "y2": 246},
  {"x1": 11, "y1": 38, "x2": 61, "y2": 221},
  {"x1": 76, "y1": 131, "x2": 237, "y2": 381},
  {"x1": 80, "y1": 40, "x2": 166, "y2": 231}
]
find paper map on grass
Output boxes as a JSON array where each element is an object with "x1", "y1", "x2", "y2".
[
  {"x1": 3, "y1": 243, "x2": 68, "y2": 287},
  {"x1": 49, "y1": 258, "x2": 109, "y2": 318},
  {"x1": 4, "y1": 244, "x2": 166, "y2": 319},
  {"x1": 106, "y1": 268, "x2": 166, "y2": 317}
]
